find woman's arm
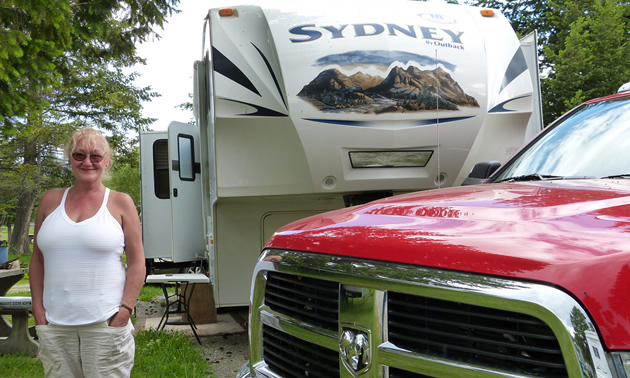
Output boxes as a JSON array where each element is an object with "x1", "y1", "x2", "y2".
[
  {"x1": 109, "y1": 192, "x2": 145, "y2": 327},
  {"x1": 30, "y1": 189, "x2": 64, "y2": 326}
]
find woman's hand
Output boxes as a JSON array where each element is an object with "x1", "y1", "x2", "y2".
[
  {"x1": 33, "y1": 312, "x2": 49, "y2": 326},
  {"x1": 109, "y1": 308, "x2": 131, "y2": 327}
]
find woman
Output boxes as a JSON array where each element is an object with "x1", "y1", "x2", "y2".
[{"x1": 30, "y1": 128, "x2": 145, "y2": 377}]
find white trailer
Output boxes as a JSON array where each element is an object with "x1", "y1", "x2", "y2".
[{"x1": 140, "y1": 0, "x2": 542, "y2": 310}]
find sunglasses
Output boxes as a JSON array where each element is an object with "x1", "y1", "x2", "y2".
[{"x1": 71, "y1": 152, "x2": 106, "y2": 163}]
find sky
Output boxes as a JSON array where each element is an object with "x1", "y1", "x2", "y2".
[{"x1": 132, "y1": 2, "x2": 214, "y2": 131}]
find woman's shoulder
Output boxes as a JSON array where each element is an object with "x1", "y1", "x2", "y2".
[
  {"x1": 106, "y1": 189, "x2": 140, "y2": 227},
  {"x1": 37, "y1": 188, "x2": 67, "y2": 217},
  {"x1": 40, "y1": 188, "x2": 66, "y2": 206},
  {"x1": 107, "y1": 189, "x2": 136, "y2": 211}
]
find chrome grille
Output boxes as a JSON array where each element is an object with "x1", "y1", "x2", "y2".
[
  {"x1": 388, "y1": 292, "x2": 568, "y2": 377},
  {"x1": 263, "y1": 325, "x2": 339, "y2": 377},
  {"x1": 264, "y1": 271, "x2": 339, "y2": 331},
  {"x1": 251, "y1": 250, "x2": 601, "y2": 377}
]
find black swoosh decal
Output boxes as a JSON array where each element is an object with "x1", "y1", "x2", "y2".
[
  {"x1": 221, "y1": 98, "x2": 288, "y2": 117},
  {"x1": 212, "y1": 47, "x2": 261, "y2": 96},
  {"x1": 303, "y1": 116, "x2": 475, "y2": 127},
  {"x1": 500, "y1": 47, "x2": 528, "y2": 93},
  {"x1": 252, "y1": 43, "x2": 287, "y2": 109},
  {"x1": 489, "y1": 95, "x2": 530, "y2": 113}
]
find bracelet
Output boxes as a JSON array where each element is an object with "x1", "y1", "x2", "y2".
[{"x1": 120, "y1": 303, "x2": 134, "y2": 313}]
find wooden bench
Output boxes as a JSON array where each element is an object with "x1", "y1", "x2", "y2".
[{"x1": 0, "y1": 269, "x2": 38, "y2": 356}]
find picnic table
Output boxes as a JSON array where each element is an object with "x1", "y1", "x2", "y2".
[
  {"x1": 145, "y1": 273, "x2": 210, "y2": 344},
  {"x1": 0, "y1": 269, "x2": 38, "y2": 356}
]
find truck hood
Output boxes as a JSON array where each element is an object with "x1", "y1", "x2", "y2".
[{"x1": 268, "y1": 180, "x2": 630, "y2": 349}]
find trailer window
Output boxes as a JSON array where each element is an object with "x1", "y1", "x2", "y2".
[
  {"x1": 153, "y1": 139, "x2": 170, "y2": 199},
  {"x1": 178, "y1": 134, "x2": 195, "y2": 181},
  {"x1": 349, "y1": 150, "x2": 433, "y2": 168}
]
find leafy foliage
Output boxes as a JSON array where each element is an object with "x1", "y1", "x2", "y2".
[
  {"x1": 0, "y1": 0, "x2": 179, "y2": 130},
  {"x1": 470, "y1": 0, "x2": 630, "y2": 123},
  {"x1": 103, "y1": 145, "x2": 141, "y2": 212},
  {"x1": 543, "y1": 0, "x2": 630, "y2": 116}
]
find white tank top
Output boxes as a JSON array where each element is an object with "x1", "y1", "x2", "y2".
[{"x1": 37, "y1": 188, "x2": 126, "y2": 325}]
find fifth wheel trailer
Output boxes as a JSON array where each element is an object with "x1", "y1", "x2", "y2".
[{"x1": 140, "y1": 0, "x2": 542, "y2": 310}]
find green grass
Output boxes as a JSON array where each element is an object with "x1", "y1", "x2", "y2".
[
  {"x1": 132, "y1": 330, "x2": 210, "y2": 377},
  {"x1": 0, "y1": 330, "x2": 212, "y2": 377},
  {"x1": 138, "y1": 283, "x2": 169, "y2": 302},
  {"x1": 0, "y1": 354, "x2": 45, "y2": 377}
]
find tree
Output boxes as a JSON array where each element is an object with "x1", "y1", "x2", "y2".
[
  {"x1": 467, "y1": 0, "x2": 553, "y2": 40},
  {"x1": 1, "y1": 0, "x2": 179, "y2": 130},
  {"x1": 0, "y1": 1, "x2": 71, "y2": 129},
  {"x1": 543, "y1": 0, "x2": 630, "y2": 117},
  {"x1": 103, "y1": 145, "x2": 141, "y2": 214},
  {"x1": 1, "y1": 62, "x2": 160, "y2": 255},
  {"x1": 0, "y1": 125, "x2": 73, "y2": 253},
  {"x1": 470, "y1": 0, "x2": 630, "y2": 123},
  {"x1": 0, "y1": 0, "x2": 180, "y2": 254}
]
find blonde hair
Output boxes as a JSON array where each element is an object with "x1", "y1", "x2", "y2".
[{"x1": 64, "y1": 128, "x2": 112, "y2": 166}]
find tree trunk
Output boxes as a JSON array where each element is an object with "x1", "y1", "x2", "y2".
[
  {"x1": 9, "y1": 138, "x2": 41, "y2": 255},
  {"x1": 10, "y1": 191, "x2": 36, "y2": 255}
]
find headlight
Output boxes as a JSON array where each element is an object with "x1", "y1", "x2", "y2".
[{"x1": 611, "y1": 352, "x2": 630, "y2": 378}]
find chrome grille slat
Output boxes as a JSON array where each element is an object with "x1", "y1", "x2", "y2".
[
  {"x1": 389, "y1": 318, "x2": 559, "y2": 345},
  {"x1": 389, "y1": 368, "x2": 433, "y2": 378},
  {"x1": 389, "y1": 325, "x2": 562, "y2": 355},
  {"x1": 265, "y1": 296, "x2": 337, "y2": 317},
  {"x1": 389, "y1": 296, "x2": 556, "y2": 334},
  {"x1": 388, "y1": 292, "x2": 567, "y2": 376},
  {"x1": 389, "y1": 330, "x2": 564, "y2": 368},
  {"x1": 263, "y1": 325, "x2": 339, "y2": 378},
  {"x1": 264, "y1": 271, "x2": 339, "y2": 331}
]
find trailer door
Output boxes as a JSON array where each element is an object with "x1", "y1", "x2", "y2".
[
  {"x1": 168, "y1": 121, "x2": 205, "y2": 262},
  {"x1": 140, "y1": 131, "x2": 172, "y2": 261}
]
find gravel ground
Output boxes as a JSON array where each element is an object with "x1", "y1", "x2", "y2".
[
  {"x1": 135, "y1": 299, "x2": 250, "y2": 378},
  {"x1": 202, "y1": 332, "x2": 249, "y2": 377}
]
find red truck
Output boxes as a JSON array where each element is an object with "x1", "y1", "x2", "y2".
[{"x1": 238, "y1": 87, "x2": 630, "y2": 377}]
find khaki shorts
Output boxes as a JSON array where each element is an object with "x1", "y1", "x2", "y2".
[{"x1": 36, "y1": 319, "x2": 135, "y2": 378}]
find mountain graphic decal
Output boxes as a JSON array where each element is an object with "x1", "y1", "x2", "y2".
[{"x1": 298, "y1": 66, "x2": 479, "y2": 114}]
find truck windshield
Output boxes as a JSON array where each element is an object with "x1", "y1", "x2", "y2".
[{"x1": 490, "y1": 96, "x2": 630, "y2": 183}]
